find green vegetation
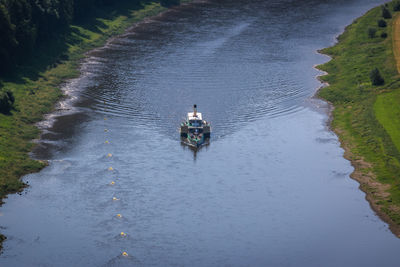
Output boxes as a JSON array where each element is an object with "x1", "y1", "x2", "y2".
[
  {"x1": 368, "y1": 27, "x2": 377, "y2": 38},
  {"x1": 395, "y1": 1, "x2": 400, "y2": 11},
  {"x1": 370, "y1": 68, "x2": 385, "y2": 85},
  {"x1": 317, "y1": 1, "x2": 400, "y2": 231},
  {"x1": 0, "y1": 0, "x2": 188, "y2": 248},
  {"x1": 374, "y1": 91, "x2": 400, "y2": 152},
  {"x1": 378, "y1": 19, "x2": 388, "y2": 27},
  {"x1": 160, "y1": 0, "x2": 180, "y2": 7},
  {"x1": 0, "y1": 0, "x2": 181, "y2": 73},
  {"x1": 0, "y1": 90, "x2": 14, "y2": 114},
  {"x1": 383, "y1": 6, "x2": 393, "y2": 19}
]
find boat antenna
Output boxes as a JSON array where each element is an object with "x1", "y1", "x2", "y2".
[{"x1": 193, "y1": 104, "x2": 197, "y2": 117}]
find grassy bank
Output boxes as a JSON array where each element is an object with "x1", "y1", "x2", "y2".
[
  {"x1": 317, "y1": 1, "x2": 400, "y2": 235},
  {"x1": 0, "y1": 0, "x2": 191, "y2": 248}
]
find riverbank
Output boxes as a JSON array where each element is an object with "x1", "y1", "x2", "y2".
[
  {"x1": 0, "y1": 0, "x2": 193, "y2": 250},
  {"x1": 317, "y1": 1, "x2": 400, "y2": 236}
]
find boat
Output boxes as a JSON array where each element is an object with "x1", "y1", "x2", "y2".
[{"x1": 180, "y1": 104, "x2": 211, "y2": 148}]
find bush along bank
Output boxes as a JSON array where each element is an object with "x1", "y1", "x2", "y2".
[
  {"x1": 0, "y1": 0, "x2": 190, "y2": 249},
  {"x1": 317, "y1": 1, "x2": 400, "y2": 236}
]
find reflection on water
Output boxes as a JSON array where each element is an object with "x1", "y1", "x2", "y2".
[{"x1": 2, "y1": 0, "x2": 400, "y2": 266}]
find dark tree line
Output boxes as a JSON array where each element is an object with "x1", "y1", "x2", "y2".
[
  {"x1": 0, "y1": 0, "x2": 179, "y2": 74},
  {"x1": 0, "y1": 0, "x2": 74, "y2": 70}
]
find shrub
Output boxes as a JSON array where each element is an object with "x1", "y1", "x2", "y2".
[
  {"x1": 394, "y1": 1, "x2": 400, "y2": 11},
  {"x1": 382, "y1": 7, "x2": 392, "y2": 19},
  {"x1": 370, "y1": 68, "x2": 384, "y2": 86},
  {"x1": 381, "y1": 32, "x2": 388, "y2": 38},
  {"x1": 0, "y1": 90, "x2": 15, "y2": 114},
  {"x1": 378, "y1": 19, "x2": 387, "y2": 27},
  {"x1": 160, "y1": 0, "x2": 180, "y2": 7},
  {"x1": 368, "y1": 28, "x2": 377, "y2": 38}
]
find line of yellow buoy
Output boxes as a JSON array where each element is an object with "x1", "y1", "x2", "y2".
[{"x1": 103, "y1": 114, "x2": 128, "y2": 258}]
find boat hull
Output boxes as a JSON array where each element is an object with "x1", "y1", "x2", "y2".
[{"x1": 181, "y1": 137, "x2": 209, "y2": 148}]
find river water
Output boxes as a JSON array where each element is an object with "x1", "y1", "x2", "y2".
[{"x1": 1, "y1": 0, "x2": 400, "y2": 266}]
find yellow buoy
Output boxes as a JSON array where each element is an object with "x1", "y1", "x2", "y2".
[
  {"x1": 108, "y1": 167, "x2": 113, "y2": 171},
  {"x1": 105, "y1": 140, "x2": 109, "y2": 144},
  {"x1": 116, "y1": 214, "x2": 122, "y2": 218},
  {"x1": 113, "y1": 197, "x2": 118, "y2": 201},
  {"x1": 122, "y1": 251, "x2": 128, "y2": 256},
  {"x1": 110, "y1": 181, "x2": 115, "y2": 185},
  {"x1": 120, "y1": 232, "x2": 127, "y2": 237},
  {"x1": 107, "y1": 153, "x2": 112, "y2": 157}
]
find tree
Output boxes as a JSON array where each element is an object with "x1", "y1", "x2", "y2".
[
  {"x1": 394, "y1": 1, "x2": 400, "y2": 12},
  {"x1": 0, "y1": 0, "x2": 76, "y2": 73},
  {"x1": 0, "y1": 2, "x2": 18, "y2": 71},
  {"x1": 378, "y1": 19, "x2": 387, "y2": 27},
  {"x1": 0, "y1": 90, "x2": 15, "y2": 114},
  {"x1": 382, "y1": 7, "x2": 392, "y2": 19},
  {"x1": 8, "y1": 0, "x2": 36, "y2": 59},
  {"x1": 0, "y1": 0, "x2": 152, "y2": 75},
  {"x1": 370, "y1": 68, "x2": 384, "y2": 86}
]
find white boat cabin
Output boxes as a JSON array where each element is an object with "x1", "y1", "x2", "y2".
[{"x1": 187, "y1": 112, "x2": 203, "y2": 127}]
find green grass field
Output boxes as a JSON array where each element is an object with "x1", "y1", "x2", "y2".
[
  {"x1": 317, "y1": 1, "x2": 400, "y2": 229},
  {"x1": 375, "y1": 91, "x2": 400, "y2": 152}
]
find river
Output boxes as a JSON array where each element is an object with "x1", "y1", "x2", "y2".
[{"x1": 1, "y1": 0, "x2": 400, "y2": 266}]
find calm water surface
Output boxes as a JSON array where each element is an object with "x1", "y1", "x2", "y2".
[{"x1": 2, "y1": 0, "x2": 400, "y2": 266}]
